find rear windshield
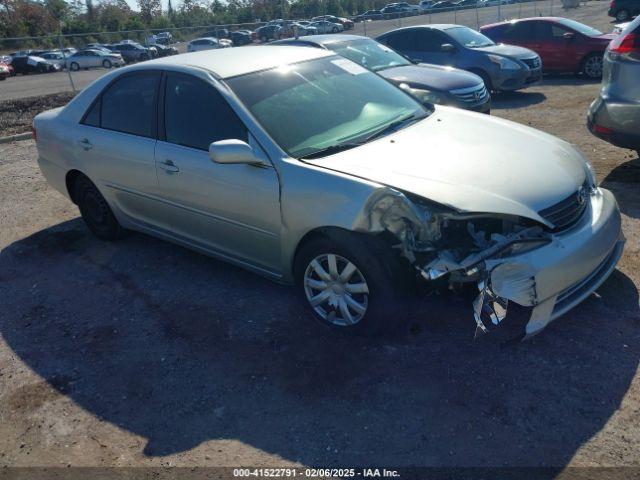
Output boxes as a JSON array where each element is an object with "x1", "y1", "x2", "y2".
[
  {"x1": 558, "y1": 18, "x2": 602, "y2": 36},
  {"x1": 446, "y1": 26, "x2": 495, "y2": 48}
]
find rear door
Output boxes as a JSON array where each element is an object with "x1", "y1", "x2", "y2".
[
  {"x1": 75, "y1": 71, "x2": 161, "y2": 225},
  {"x1": 153, "y1": 71, "x2": 282, "y2": 272}
]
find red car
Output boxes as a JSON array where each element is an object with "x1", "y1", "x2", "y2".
[
  {"x1": 0, "y1": 62, "x2": 13, "y2": 80},
  {"x1": 480, "y1": 17, "x2": 615, "y2": 78}
]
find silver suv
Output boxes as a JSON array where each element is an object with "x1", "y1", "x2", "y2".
[{"x1": 588, "y1": 16, "x2": 640, "y2": 155}]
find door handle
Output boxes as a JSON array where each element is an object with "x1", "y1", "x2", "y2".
[
  {"x1": 158, "y1": 159, "x2": 179, "y2": 173},
  {"x1": 79, "y1": 138, "x2": 93, "y2": 151}
]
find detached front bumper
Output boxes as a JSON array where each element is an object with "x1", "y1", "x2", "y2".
[{"x1": 486, "y1": 188, "x2": 624, "y2": 337}]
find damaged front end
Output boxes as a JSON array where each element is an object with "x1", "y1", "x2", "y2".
[{"x1": 354, "y1": 188, "x2": 554, "y2": 339}]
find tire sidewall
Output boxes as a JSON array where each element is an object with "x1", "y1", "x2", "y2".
[
  {"x1": 75, "y1": 176, "x2": 122, "y2": 241},
  {"x1": 294, "y1": 234, "x2": 408, "y2": 335},
  {"x1": 583, "y1": 53, "x2": 603, "y2": 79},
  {"x1": 103, "y1": 59, "x2": 112, "y2": 68}
]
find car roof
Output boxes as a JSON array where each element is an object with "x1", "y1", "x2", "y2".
[
  {"x1": 275, "y1": 34, "x2": 369, "y2": 46},
  {"x1": 482, "y1": 16, "x2": 567, "y2": 28},
  {"x1": 379, "y1": 24, "x2": 462, "y2": 35},
  {"x1": 134, "y1": 46, "x2": 334, "y2": 79}
]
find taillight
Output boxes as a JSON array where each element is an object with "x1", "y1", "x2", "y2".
[
  {"x1": 610, "y1": 33, "x2": 639, "y2": 54},
  {"x1": 31, "y1": 125, "x2": 37, "y2": 141}
]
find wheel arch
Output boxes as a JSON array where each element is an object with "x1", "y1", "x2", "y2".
[{"x1": 65, "y1": 169, "x2": 85, "y2": 204}]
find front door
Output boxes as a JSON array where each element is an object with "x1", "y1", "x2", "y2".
[{"x1": 154, "y1": 72, "x2": 282, "y2": 273}]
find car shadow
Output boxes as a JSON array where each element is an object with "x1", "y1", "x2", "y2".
[
  {"x1": 1, "y1": 219, "x2": 638, "y2": 467},
  {"x1": 602, "y1": 152, "x2": 640, "y2": 219},
  {"x1": 540, "y1": 73, "x2": 601, "y2": 87},
  {"x1": 491, "y1": 90, "x2": 547, "y2": 110}
]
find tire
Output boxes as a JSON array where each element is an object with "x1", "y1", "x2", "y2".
[
  {"x1": 75, "y1": 175, "x2": 123, "y2": 241},
  {"x1": 332, "y1": 27, "x2": 339, "y2": 33},
  {"x1": 0, "y1": 76, "x2": 5, "y2": 81},
  {"x1": 470, "y1": 69, "x2": 493, "y2": 91},
  {"x1": 615, "y1": 9, "x2": 630, "y2": 20},
  {"x1": 294, "y1": 232, "x2": 412, "y2": 335},
  {"x1": 102, "y1": 59, "x2": 112, "y2": 68},
  {"x1": 260, "y1": 35, "x2": 267, "y2": 43},
  {"x1": 582, "y1": 53, "x2": 603, "y2": 79},
  {"x1": 70, "y1": 62, "x2": 79, "y2": 71}
]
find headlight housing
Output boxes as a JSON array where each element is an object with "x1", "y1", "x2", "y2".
[
  {"x1": 399, "y1": 84, "x2": 448, "y2": 105},
  {"x1": 488, "y1": 54, "x2": 521, "y2": 70}
]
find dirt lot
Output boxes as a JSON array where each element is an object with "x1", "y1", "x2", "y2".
[
  {"x1": 1, "y1": 63, "x2": 639, "y2": 476},
  {"x1": 0, "y1": 92, "x2": 75, "y2": 137}
]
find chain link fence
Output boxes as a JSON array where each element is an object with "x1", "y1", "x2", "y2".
[{"x1": 0, "y1": 0, "x2": 605, "y2": 101}]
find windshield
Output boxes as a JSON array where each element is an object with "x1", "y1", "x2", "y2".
[
  {"x1": 558, "y1": 18, "x2": 602, "y2": 36},
  {"x1": 446, "y1": 26, "x2": 495, "y2": 48},
  {"x1": 327, "y1": 38, "x2": 411, "y2": 72},
  {"x1": 227, "y1": 56, "x2": 426, "y2": 158}
]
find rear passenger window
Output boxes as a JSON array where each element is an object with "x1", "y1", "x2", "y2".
[
  {"x1": 384, "y1": 31, "x2": 416, "y2": 51},
  {"x1": 83, "y1": 99, "x2": 101, "y2": 127},
  {"x1": 99, "y1": 73, "x2": 160, "y2": 137},
  {"x1": 164, "y1": 73, "x2": 247, "y2": 151}
]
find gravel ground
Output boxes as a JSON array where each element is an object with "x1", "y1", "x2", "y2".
[
  {"x1": 0, "y1": 92, "x2": 76, "y2": 137},
  {"x1": 0, "y1": 72, "x2": 639, "y2": 474}
]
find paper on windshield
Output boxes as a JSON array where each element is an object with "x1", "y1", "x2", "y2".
[{"x1": 331, "y1": 58, "x2": 368, "y2": 75}]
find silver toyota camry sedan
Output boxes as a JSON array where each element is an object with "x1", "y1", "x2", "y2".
[{"x1": 34, "y1": 46, "x2": 624, "y2": 340}]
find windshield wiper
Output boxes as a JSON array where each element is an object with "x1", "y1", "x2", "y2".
[
  {"x1": 299, "y1": 111, "x2": 429, "y2": 160},
  {"x1": 299, "y1": 142, "x2": 363, "y2": 159},
  {"x1": 361, "y1": 111, "x2": 429, "y2": 143}
]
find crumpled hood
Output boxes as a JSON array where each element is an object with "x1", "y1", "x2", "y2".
[
  {"x1": 378, "y1": 64, "x2": 483, "y2": 92},
  {"x1": 306, "y1": 107, "x2": 587, "y2": 223},
  {"x1": 476, "y1": 43, "x2": 538, "y2": 59}
]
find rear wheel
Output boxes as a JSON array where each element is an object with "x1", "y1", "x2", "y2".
[
  {"x1": 102, "y1": 59, "x2": 112, "y2": 68},
  {"x1": 75, "y1": 175, "x2": 123, "y2": 241},
  {"x1": 616, "y1": 8, "x2": 630, "y2": 20},
  {"x1": 332, "y1": 27, "x2": 339, "y2": 33},
  {"x1": 294, "y1": 233, "x2": 412, "y2": 335},
  {"x1": 582, "y1": 53, "x2": 603, "y2": 79},
  {"x1": 70, "y1": 62, "x2": 79, "y2": 71}
]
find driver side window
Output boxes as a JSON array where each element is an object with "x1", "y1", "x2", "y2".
[{"x1": 163, "y1": 72, "x2": 247, "y2": 151}]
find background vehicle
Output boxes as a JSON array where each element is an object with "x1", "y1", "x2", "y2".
[
  {"x1": 430, "y1": 0, "x2": 457, "y2": 12},
  {"x1": 419, "y1": 0, "x2": 436, "y2": 11},
  {"x1": 231, "y1": 29, "x2": 254, "y2": 45},
  {"x1": 0, "y1": 63, "x2": 10, "y2": 80},
  {"x1": 256, "y1": 24, "x2": 282, "y2": 42},
  {"x1": 608, "y1": 0, "x2": 640, "y2": 21},
  {"x1": 354, "y1": 10, "x2": 383, "y2": 21},
  {"x1": 33, "y1": 46, "x2": 623, "y2": 339},
  {"x1": 312, "y1": 15, "x2": 354, "y2": 29},
  {"x1": 110, "y1": 42, "x2": 155, "y2": 62},
  {"x1": 9, "y1": 56, "x2": 58, "y2": 74},
  {"x1": 588, "y1": 16, "x2": 640, "y2": 154},
  {"x1": 273, "y1": 34, "x2": 490, "y2": 112},
  {"x1": 481, "y1": 17, "x2": 614, "y2": 79},
  {"x1": 376, "y1": 24, "x2": 542, "y2": 91},
  {"x1": 454, "y1": 0, "x2": 478, "y2": 8},
  {"x1": 187, "y1": 37, "x2": 231, "y2": 52},
  {"x1": 40, "y1": 51, "x2": 68, "y2": 69},
  {"x1": 309, "y1": 20, "x2": 344, "y2": 33},
  {"x1": 381, "y1": 4, "x2": 411, "y2": 18},
  {"x1": 153, "y1": 44, "x2": 179, "y2": 57},
  {"x1": 66, "y1": 49, "x2": 125, "y2": 70},
  {"x1": 277, "y1": 22, "x2": 318, "y2": 38}
]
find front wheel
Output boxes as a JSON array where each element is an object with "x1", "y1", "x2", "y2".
[
  {"x1": 582, "y1": 53, "x2": 603, "y2": 79},
  {"x1": 102, "y1": 59, "x2": 112, "y2": 68},
  {"x1": 295, "y1": 234, "x2": 411, "y2": 334},
  {"x1": 70, "y1": 62, "x2": 79, "y2": 71},
  {"x1": 75, "y1": 175, "x2": 123, "y2": 241}
]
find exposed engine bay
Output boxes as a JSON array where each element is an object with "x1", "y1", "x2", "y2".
[{"x1": 354, "y1": 188, "x2": 575, "y2": 339}]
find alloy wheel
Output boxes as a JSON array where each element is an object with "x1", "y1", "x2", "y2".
[
  {"x1": 584, "y1": 55, "x2": 603, "y2": 78},
  {"x1": 303, "y1": 253, "x2": 369, "y2": 326}
]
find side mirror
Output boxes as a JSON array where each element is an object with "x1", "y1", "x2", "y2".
[
  {"x1": 209, "y1": 139, "x2": 263, "y2": 165},
  {"x1": 440, "y1": 43, "x2": 456, "y2": 52},
  {"x1": 563, "y1": 32, "x2": 575, "y2": 41}
]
